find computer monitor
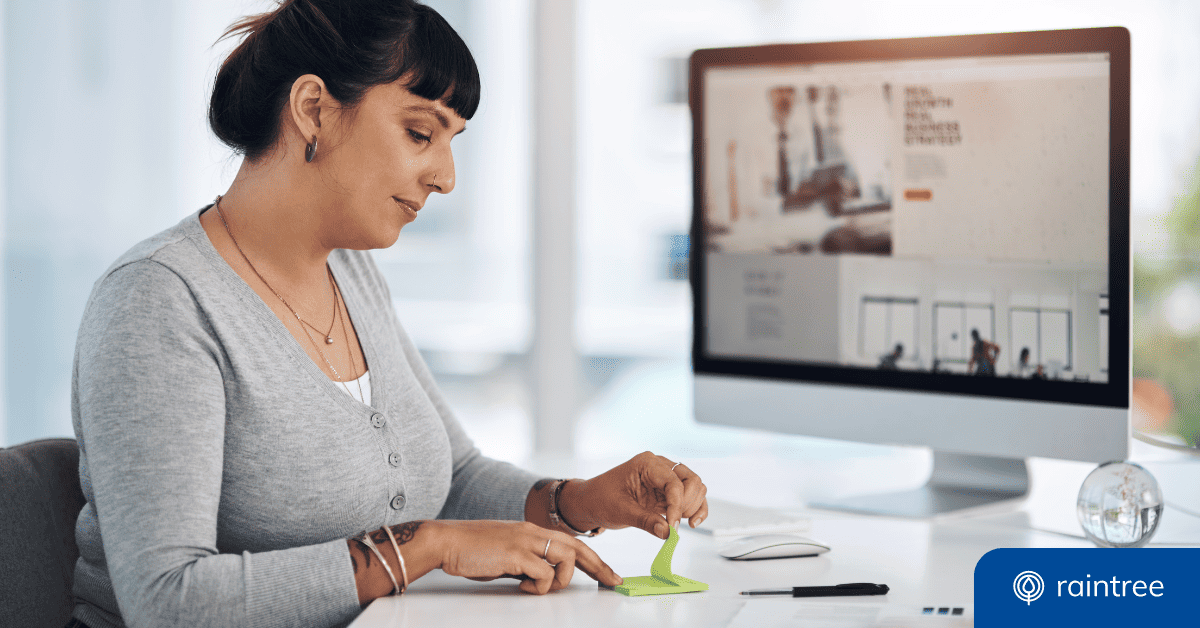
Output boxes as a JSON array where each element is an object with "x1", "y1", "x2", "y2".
[{"x1": 689, "y1": 27, "x2": 1130, "y2": 517}]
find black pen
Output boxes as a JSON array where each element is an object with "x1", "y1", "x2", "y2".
[{"x1": 741, "y1": 583, "x2": 889, "y2": 597}]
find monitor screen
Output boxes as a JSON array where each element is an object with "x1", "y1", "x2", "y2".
[{"x1": 691, "y1": 29, "x2": 1129, "y2": 410}]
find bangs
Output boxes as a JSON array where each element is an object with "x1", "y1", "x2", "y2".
[
  {"x1": 391, "y1": 6, "x2": 480, "y2": 120},
  {"x1": 210, "y1": 0, "x2": 483, "y2": 159}
]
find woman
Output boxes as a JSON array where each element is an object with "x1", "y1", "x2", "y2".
[
  {"x1": 1016, "y1": 347, "x2": 1033, "y2": 378},
  {"x1": 967, "y1": 328, "x2": 1000, "y2": 377},
  {"x1": 67, "y1": 2, "x2": 708, "y2": 627}
]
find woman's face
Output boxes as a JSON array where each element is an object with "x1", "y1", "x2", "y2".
[{"x1": 317, "y1": 80, "x2": 465, "y2": 250}]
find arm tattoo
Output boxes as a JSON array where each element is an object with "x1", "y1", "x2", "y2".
[
  {"x1": 357, "y1": 541, "x2": 373, "y2": 569},
  {"x1": 367, "y1": 520, "x2": 426, "y2": 547},
  {"x1": 533, "y1": 478, "x2": 554, "y2": 492},
  {"x1": 353, "y1": 521, "x2": 425, "y2": 576},
  {"x1": 388, "y1": 521, "x2": 424, "y2": 545}
]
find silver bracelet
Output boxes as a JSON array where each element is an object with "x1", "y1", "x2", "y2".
[
  {"x1": 381, "y1": 525, "x2": 410, "y2": 594},
  {"x1": 355, "y1": 530, "x2": 400, "y2": 596}
]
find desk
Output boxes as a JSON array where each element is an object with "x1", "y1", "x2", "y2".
[
  {"x1": 348, "y1": 442, "x2": 1200, "y2": 627},
  {"x1": 349, "y1": 509, "x2": 1093, "y2": 627}
]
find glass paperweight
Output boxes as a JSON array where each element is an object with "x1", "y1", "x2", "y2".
[{"x1": 1076, "y1": 461, "x2": 1163, "y2": 548}]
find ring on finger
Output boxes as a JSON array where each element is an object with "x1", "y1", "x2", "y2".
[
  {"x1": 543, "y1": 538, "x2": 552, "y2": 561},
  {"x1": 670, "y1": 462, "x2": 682, "y2": 472}
]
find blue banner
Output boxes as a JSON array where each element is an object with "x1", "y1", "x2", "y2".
[{"x1": 975, "y1": 548, "x2": 1200, "y2": 626}]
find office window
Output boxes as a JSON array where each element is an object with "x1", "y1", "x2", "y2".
[
  {"x1": 1010, "y1": 309, "x2": 1039, "y2": 370},
  {"x1": 934, "y1": 303, "x2": 994, "y2": 363},
  {"x1": 575, "y1": 0, "x2": 697, "y2": 359},
  {"x1": 1010, "y1": 307, "x2": 1073, "y2": 373},
  {"x1": 859, "y1": 297, "x2": 918, "y2": 363}
]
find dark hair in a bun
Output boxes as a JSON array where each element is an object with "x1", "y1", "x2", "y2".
[{"x1": 208, "y1": 0, "x2": 479, "y2": 162}]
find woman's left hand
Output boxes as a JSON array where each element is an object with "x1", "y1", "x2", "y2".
[{"x1": 560, "y1": 452, "x2": 708, "y2": 540}]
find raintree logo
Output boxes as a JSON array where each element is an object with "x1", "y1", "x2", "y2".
[
  {"x1": 1013, "y1": 571, "x2": 1044, "y2": 605},
  {"x1": 976, "y1": 548, "x2": 1197, "y2": 626}
]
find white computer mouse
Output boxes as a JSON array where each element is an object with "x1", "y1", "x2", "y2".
[{"x1": 717, "y1": 534, "x2": 831, "y2": 560}]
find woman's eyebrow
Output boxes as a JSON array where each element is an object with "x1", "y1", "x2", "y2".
[{"x1": 402, "y1": 105, "x2": 466, "y2": 135}]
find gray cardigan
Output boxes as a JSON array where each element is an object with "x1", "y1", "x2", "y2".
[{"x1": 69, "y1": 209, "x2": 541, "y2": 628}]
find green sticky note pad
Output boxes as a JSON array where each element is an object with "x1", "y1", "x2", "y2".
[
  {"x1": 608, "y1": 526, "x2": 708, "y2": 596},
  {"x1": 610, "y1": 574, "x2": 709, "y2": 596}
]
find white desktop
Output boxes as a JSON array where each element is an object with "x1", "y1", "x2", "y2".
[{"x1": 691, "y1": 27, "x2": 1131, "y2": 517}]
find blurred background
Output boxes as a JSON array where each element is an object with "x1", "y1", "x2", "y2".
[{"x1": 2, "y1": 0, "x2": 1198, "y2": 463}]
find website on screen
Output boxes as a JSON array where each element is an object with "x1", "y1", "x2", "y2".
[{"x1": 703, "y1": 53, "x2": 1111, "y2": 383}]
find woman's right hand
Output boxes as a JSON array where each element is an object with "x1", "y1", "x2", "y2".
[{"x1": 432, "y1": 520, "x2": 623, "y2": 595}]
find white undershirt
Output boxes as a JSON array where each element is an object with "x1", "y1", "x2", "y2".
[{"x1": 337, "y1": 370, "x2": 371, "y2": 406}]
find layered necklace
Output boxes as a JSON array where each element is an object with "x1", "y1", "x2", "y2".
[{"x1": 214, "y1": 196, "x2": 365, "y2": 404}]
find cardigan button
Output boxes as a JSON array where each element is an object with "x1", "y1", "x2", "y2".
[
  {"x1": 390, "y1": 494, "x2": 407, "y2": 510},
  {"x1": 370, "y1": 413, "x2": 386, "y2": 428},
  {"x1": 388, "y1": 452, "x2": 402, "y2": 467}
]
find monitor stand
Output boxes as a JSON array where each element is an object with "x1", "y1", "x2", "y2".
[{"x1": 809, "y1": 452, "x2": 1029, "y2": 518}]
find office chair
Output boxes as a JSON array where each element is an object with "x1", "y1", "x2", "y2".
[{"x1": 0, "y1": 438, "x2": 86, "y2": 628}]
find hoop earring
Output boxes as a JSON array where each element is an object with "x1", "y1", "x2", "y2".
[{"x1": 305, "y1": 135, "x2": 318, "y2": 163}]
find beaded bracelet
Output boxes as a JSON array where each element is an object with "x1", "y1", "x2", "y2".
[
  {"x1": 355, "y1": 530, "x2": 400, "y2": 596},
  {"x1": 381, "y1": 525, "x2": 410, "y2": 594}
]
